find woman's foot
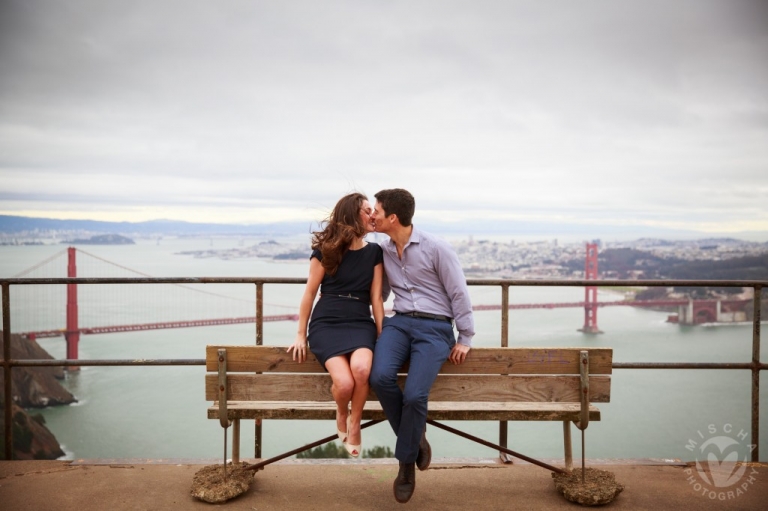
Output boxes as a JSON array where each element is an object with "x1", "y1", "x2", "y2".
[
  {"x1": 344, "y1": 416, "x2": 361, "y2": 457},
  {"x1": 336, "y1": 406, "x2": 349, "y2": 442}
]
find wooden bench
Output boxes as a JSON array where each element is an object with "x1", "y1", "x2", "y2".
[{"x1": 206, "y1": 345, "x2": 612, "y2": 472}]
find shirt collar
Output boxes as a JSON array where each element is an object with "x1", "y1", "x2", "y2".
[
  {"x1": 409, "y1": 225, "x2": 421, "y2": 244},
  {"x1": 382, "y1": 225, "x2": 420, "y2": 253}
]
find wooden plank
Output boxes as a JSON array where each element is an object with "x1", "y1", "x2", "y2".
[
  {"x1": 206, "y1": 345, "x2": 323, "y2": 373},
  {"x1": 206, "y1": 345, "x2": 613, "y2": 374},
  {"x1": 205, "y1": 374, "x2": 611, "y2": 403},
  {"x1": 207, "y1": 401, "x2": 602, "y2": 422}
]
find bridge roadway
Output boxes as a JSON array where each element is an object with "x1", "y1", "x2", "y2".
[
  {"x1": 1, "y1": 458, "x2": 766, "y2": 510},
  {"x1": 473, "y1": 299, "x2": 692, "y2": 310},
  {"x1": 24, "y1": 315, "x2": 300, "y2": 339},
  {"x1": 21, "y1": 298, "x2": 751, "y2": 339}
]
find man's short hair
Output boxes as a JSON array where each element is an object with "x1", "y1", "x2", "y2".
[{"x1": 375, "y1": 188, "x2": 415, "y2": 227}]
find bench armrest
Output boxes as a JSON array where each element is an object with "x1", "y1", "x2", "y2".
[
  {"x1": 578, "y1": 350, "x2": 589, "y2": 430},
  {"x1": 217, "y1": 348, "x2": 231, "y2": 429}
]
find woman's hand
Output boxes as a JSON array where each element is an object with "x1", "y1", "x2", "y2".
[{"x1": 287, "y1": 336, "x2": 308, "y2": 363}]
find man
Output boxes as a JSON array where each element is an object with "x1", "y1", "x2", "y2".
[{"x1": 369, "y1": 188, "x2": 474, "y2": 504}]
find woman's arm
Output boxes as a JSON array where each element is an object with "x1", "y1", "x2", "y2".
[
  {"x1": 287, "y1": 257, "x2": 324, "y2": 362},
  {"x1": 370, "y1": 263, "x2": 385, "y2": 336}
]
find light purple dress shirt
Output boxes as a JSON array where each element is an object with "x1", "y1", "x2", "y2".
[{"x1": 380, "y1": 226, "x2": 475, "y2": 347}]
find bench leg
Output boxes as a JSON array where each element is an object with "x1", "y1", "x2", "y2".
[
  {"x1": 499, "y1": 420, "x2": 513, "y2": 464},
  {"x1": 563, "y1": 421, "x2": 573, "y2": 472},
  {"x1": 232, "y1": 419, "x2": 240, "y2": 464},
  {"x1": 255, "y1": 419, "x2": 262, "y2": 459}
]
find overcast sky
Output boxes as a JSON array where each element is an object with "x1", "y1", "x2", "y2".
[{"x1": 1, "y1": 0, "x2": 766, "y2": 238}]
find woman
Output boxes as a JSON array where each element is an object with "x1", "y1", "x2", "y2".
[{"x1": 287, "y1": 192, "x2": 384, "y2": 457}]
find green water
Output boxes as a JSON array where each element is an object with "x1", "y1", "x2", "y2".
[{"x1": 2, "y1": 238, "x2": 766, "y2": 461}]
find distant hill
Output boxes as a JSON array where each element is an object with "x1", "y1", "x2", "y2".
[
  {"x1": 565, "y1": 247, "x2": 768, "y2": 284},
  {"x1": 0, "y1": 215, "x2": 316, "y2": 237},
  {"x1": 2, "y1": 214, "x2": 767, "y2": 242}
]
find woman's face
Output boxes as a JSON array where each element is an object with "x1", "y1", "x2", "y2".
[{"x1": 360, "y1": 199, "x2": 375, "y2": 233}]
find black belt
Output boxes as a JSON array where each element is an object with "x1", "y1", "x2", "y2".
[
  {"x1": 396, "y1": 311, "x2": 453, "y2": 323},
  {"x1": 319, "y1": 293, "x2": 368, "y2": 302}
]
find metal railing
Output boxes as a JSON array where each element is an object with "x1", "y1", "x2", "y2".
[{"x1": 2, "y1": 277, "x2": 765, "y2": 461}]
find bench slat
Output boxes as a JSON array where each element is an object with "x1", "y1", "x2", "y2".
[
  {"x1": 205, "y1": 373, "x2": 611, "y2": 403},
  {"x1": 207, "y1": 401, "x2": 602, "y2": 422},
  {"x1": 205, "y1": 346, "x2": 613, "y2": 374}
]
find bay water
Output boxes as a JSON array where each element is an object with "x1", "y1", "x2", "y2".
[{"x1": 2, "y1": 237, "x2": 766, "y2": 462}]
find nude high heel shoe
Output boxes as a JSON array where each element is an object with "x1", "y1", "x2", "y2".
[{"x1": 344, "y1": 416, "x2": 361, "y2": 458}]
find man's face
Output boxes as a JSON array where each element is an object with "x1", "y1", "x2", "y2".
[{"x1": 371, "y1": 201, "x2": 391, "y2": 233}]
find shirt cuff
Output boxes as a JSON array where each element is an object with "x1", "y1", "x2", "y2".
[{"x1": 457, "y1": 334, "x2": 472, "y2": 347}]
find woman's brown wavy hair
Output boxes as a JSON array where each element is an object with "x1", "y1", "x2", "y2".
[{"x1": 311, "y1": 192, "x2": 369, "y2": 276}]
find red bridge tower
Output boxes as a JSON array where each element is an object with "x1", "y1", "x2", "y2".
[{"x1": 579, "y1": 242, "x2": 602, "y2": 334}]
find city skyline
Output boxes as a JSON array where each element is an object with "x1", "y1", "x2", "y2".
[
  {"x1": 1, "y1": 1, "x2": 767, "y2": 238},
  {"x1": 3, "y1": 212, "x2": 768, "y2": 243}
]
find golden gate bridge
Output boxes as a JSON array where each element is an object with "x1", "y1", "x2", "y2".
[{"x1": 10, "y1": 244, "x2": 752, "y2": 366}]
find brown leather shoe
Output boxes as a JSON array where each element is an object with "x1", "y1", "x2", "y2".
[
  {"x1": 416, "y1": 432, "x2": 431, "y2": 471},
  {"x1": 393, "y1": 462, "x2": 416, "y2": 503}
]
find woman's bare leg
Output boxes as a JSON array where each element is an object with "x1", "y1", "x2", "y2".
[
  {"x1": 324, "y1": 356, "x2": 355, "y2": 437},
  {"x1": 347, "y1": 348, "x2": 373, "y2": 447}
]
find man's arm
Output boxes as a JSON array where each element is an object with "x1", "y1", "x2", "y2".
[
  {"x1": 381, "y1": 269, "x2": 391, "y2": 303},
  {"x1": 434, "y1": 240, "x2": 475, "y2": 351}
]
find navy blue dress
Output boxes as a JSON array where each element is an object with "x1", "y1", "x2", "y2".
[{"x1": 308, "y1": 243, "x2": 383, "y2": 368}]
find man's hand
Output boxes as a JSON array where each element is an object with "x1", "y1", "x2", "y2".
[{"x1": 449, "y1": 343, "x2": 470, "y2": 365}]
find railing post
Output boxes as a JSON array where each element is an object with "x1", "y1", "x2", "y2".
[
  {"x1": 3, "y1": 282, "x2": 13, "y2": 460},
  {"x1": 752, "y1": 286, "x2": 761, "y2": 462},
  {"x1": 501, "y1": 283, "x2": 509, "y2": 348},
  {"x1": 499, "y1": 283, "x2": 511, "y2": 462},
  {"x1": 66, "y1": 247, "x2": 80, "y2": 371},
  {"x1": 256, "y1": 282, "x2": 263, "y2": 346},
  {"x1": 254, "y1": 282, "x2": 264, "y2": 459}
]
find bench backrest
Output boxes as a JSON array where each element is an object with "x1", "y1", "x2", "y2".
[{"x1": 205, "y1": 346, "x2": 612, "y2": 404}]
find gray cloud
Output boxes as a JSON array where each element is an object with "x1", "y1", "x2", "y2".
[{"x1": 1, "y1": 0, "x2": 766, "y2": 235}]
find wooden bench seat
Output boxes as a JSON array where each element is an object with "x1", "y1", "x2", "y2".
[
  {"x1": 206, "y1": 345, "x2": 612, "y2": 471},
  {"x1": 211, "y1": 400, "x2": 601, "y2": 422}
]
